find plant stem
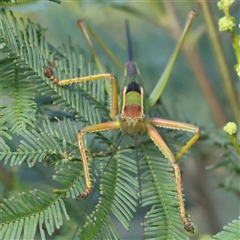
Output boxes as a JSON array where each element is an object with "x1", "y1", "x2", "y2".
[{"x1": 197, "y1": 1, "x2": 239, "y2": 123}]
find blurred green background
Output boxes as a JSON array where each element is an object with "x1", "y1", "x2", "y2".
[{"x1": 1, "y1": 1, "x2": 239, "y2": 239}]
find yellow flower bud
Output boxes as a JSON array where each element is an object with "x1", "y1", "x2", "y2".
[
  {"x1": 223, "y1": 122, "x2": 237, "y2": 135},
  {"x1": 218, "y1": 16, "x2": 236, "y2": 32},
  {"x1": 236, "y1": 64, "x2": 240, "y2": 77},
  {"x1": 217, "y1": 0, "x2": 234, "y2": 10}
]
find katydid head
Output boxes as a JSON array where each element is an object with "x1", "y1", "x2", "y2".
[
  {"x1": 120, "y1": 107, "x2": 145, "y2": 124},
  {"x1": 119, "y1": 81, "x2": 146, "y2": 135},
  {"x1": 119, "y1": 111, "x2": 146, "y2": 135}
]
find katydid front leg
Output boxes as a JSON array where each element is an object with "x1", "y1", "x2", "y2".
[
  {"x1": 44, "y1": 64, "x2": 118, "y2": 120},
  {"x1": 44, "y1": 64, "x2": 120, "y2": 199}
]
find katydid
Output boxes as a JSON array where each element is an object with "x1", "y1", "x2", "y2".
[{"x1": 44, "y1": 11, "x2": 200, "y2": 233}]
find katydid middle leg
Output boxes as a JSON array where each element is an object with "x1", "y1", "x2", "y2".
[
  {"x1": 77, "y1": 121, "x2": 120, "y2": 199},
  {"x1": 150, "y1": 118, "x2": 200, "y2": 160}
]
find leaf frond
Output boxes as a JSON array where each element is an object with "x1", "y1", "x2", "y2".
[
  {"x1": 210, "y1": 217, "x2": 240, "y2": 240},
  {"x1": 139, "y1": 144, "x2": 189, "y2": 240},
  {"x1": 0, "y1": 189, "x2": 69, "y2": 240},
  {"x1": 77, "y1": 149, "x2": 138, "y2": 239},
  {"x1": 0, "y1": 8, "x2": 208, "y2": 240},
  {"x1": 0, "y1": 8, "x2": 109, "y2": 136}
]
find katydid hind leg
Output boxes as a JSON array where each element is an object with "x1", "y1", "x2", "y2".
[{"x1": 148, "y1": 11, "x2": 197, "y2": 108}]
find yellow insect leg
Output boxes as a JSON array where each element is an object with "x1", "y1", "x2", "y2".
[
  {"x1": 146, "y1": 124, "x2": 194, "y2": 233},
  {"x1": 150, "y1": 118, "x2": 200, "y2": 161},
  {"x1": 77, "y1": 121, "x2": 120, "y2": 200}
]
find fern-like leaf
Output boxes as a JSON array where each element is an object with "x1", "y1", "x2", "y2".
[
  {"x1": 140, "y1": 144, "x2": 189, "y2": 240},
  {"x1": 0, "y1": 189, "x2": 70, "y2": 240},
  {"x1": 0, "y1": 8, "x2": 108, "y2": 135},
  {"x1": 1, "y1": 126, "x2": 64, "y2": 167},
  {"x1": 0, "y1": 46, "x2": 36, "y2": 134},
  {"x1": 1, "y1": 8, "x2": 197, "y2": 240},
  {"x1": 78, "y1": 149, "x2": 138, "y2": 239},
  {"x1": 0, "y1": 8, "x2": 49, "y2": 134},
  {"x1": 210, "y1": 217, "x2": 240, "y2": 240}
]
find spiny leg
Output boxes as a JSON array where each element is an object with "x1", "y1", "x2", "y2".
[
  {"x1": 150, "y1": 118, "x2": 200, "y2": 161},
  {"x1": 44, "y1": 64, "x2": 119, "y2": 120},
  {"x1": 77, "y1": 121, "x2": 120, "y2": 200},
  {"x1": 146, "y1": 125, "x2": 194, "y2": 233}
]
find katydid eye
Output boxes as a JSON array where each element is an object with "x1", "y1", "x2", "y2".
[
  {"x1": 119, "y1": 114, "x2": 124, "y2": 121},
  {"x1": 140, "y1": 114, "x2": 146, "y2": 121}
]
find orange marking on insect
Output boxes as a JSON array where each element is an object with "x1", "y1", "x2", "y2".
[{"x1": 123, "y1": 105, "x2": 141, "y2": 118}]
